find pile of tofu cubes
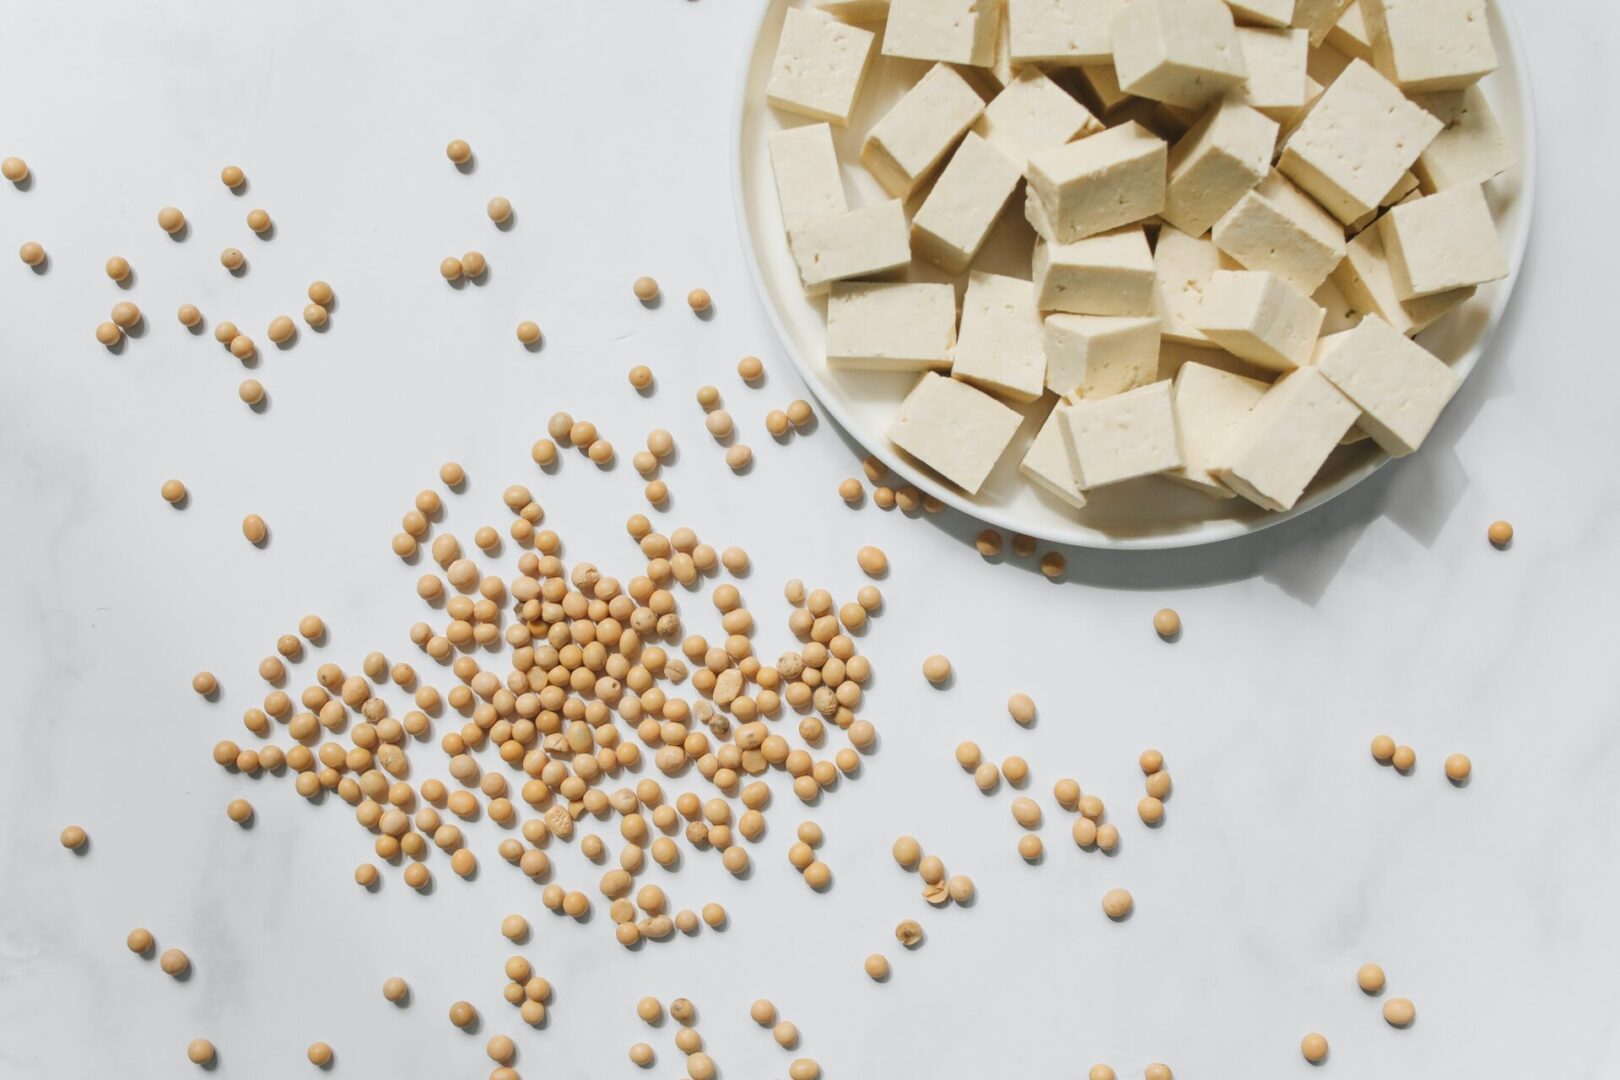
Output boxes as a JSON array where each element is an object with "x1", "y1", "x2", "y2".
[{"x1": 764, "y1": 0, "x2": 1515, "y2": 513}]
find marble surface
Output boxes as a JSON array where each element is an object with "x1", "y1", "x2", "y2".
[{"x1": 2, "y1": 2, "x2": 1618, "y2": 1077}]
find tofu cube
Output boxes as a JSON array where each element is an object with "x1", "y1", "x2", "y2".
[
  {"x1": 1007, "y1": 0, "x2": 1124, "y2": 66},
  {"x1": 952, "y1": 271, "x2": 1048, "y2": 402},
  {"x1": 1312, "y1": 314, "x2": 1461, "y2": 455},
  {"x1": 767, "y1": 124, "x2": 849, "y2": 237},
  {"x1": 1411, "y1": 85, "x2": 1516, "y2": 192},
  {"x1": 1026, "y1": 122, "x2": 1167, "y2": 243},
  {"x1": 1198, "y1": 269, "x2": 1326, "y2": 372},
  {"x1": 1154, "y1": 225, "x2": 1230, "y2": 347},
  {"x1": 1278, "y1": 59, "x2": 1442, "y2": 225},
  {"x1": 1231, "y1": 27, "x2": 1309, "y2": 121},
  {"x1": 1326, "y1": 0, "x2": 1373, "y2": 60},
  {"x1": 1212, "y1": 169, "x2": 1347, "y2": 294},
  {"x1": 766, "y1": 9, "x2": 877, "y2": 126},
  {"x1": 1377, "y1": 184, "x2": 1506, "y2": 300},
  {"x1": 1213, "y1": 367, "x2": 1359, "y2": 509},
  {"x1": 973, "y1": 68, "x2": 1103, "y2": 170},
  {"x1": 826, "y1": 282, "x2": 958, "y2": 371},
  {"x1": 1165, "y1": 360, "x2": 1269, "y2": 496},
  {"x1": 790, "y1": 200, "x2": 912, "y2": 295},
  {"x1": 1291, "y1": 0, "x2": 1353, "y2": 45},
  {"x1": 884, "y1": 0, "x2": 999, "y2": 66},
  {"x1": 1033, "y1": 226, "x2": 1156, "y2": 316},
  {"x1": 1060, "y1": 379, "x2": 1185, "y2": 489},
  {"x1": 1163, "y1": 97, "x2": 1278, "y2": 238},
  {"x1": 1112, "y1": 0, "x2": 1248, "y2": 109},
  {"x1": 1225, "y1": 0, "x2": 1292, "y2": 28},
  {"x1": 1330, "y1": 224, "x2": 1475, "y2": 336},
  {"x1": 1043, "y1": 313, "x2": 1162, "y2": 398},
  {"x1": 862, "y1": 63, "x2": 987, "y2": 197},
  {"x1": 1020, "y1": 404, "x2": 1089, "y2": 509},
  {"x1": 888, "y1": 372, "x2": 1023, "y2": 494},
  {"x1": 1361, "y1": 0, "x2": 1497, "y2": 92},
  {"x1": 912, "y1": 132, "x2": 1022, "y2": 273}
]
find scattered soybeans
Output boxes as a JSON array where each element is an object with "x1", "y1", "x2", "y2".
[
  {"x1": 629, "y1": 365, "x2": 653, "y2": 390},
  {"x1": 738, "y1": 355, "x2": 763, "y2": 381},
  {"x1": 1101, "y1": 888, "x2": 1133, "y2": 920},
  {"x1": 788, "y1": 1059, "x2": 821, "y2": 1080},
  {"x1": 382, "y1": 976, "x2": 408, "y2": 1002},
  {"x1": 766, "y1": 409, "x2": 791, "y2": 437},
  {"x1": 1153, "y1": 608, "x2": 1181, "y2": 638},
  {"x1": 161, "y1": 479, "x2": 187, "y2": 504},
  {"x1": 307, "y1": 1042, "x2": 333, "y2": 1066},
  {"x1": 59, "y1": 825, "x2": 87, "y2": 849},
  {"x1": 1089, "y1": 1067, "x2": 1116, "y2": 1080},
  {"x1": 241, "y1": 513, "x2": 268, "y2": 544},
  {"x1": 975, "y1": 529, "x2": 1003, "y2": 556},
  {"x1": 921, "y1": 654, "x2": 951, "y2": 684},
  {"x1": 95, "y1": 322, "x2": 122, "y2": 347},
  {"x1": 1011, "y1": 533, "x2": 1036, "y2": 557},
  {"x1": 786, "y1": 399, "x2": 813, "y2": 427},
  {"x1": 226, "y1": 798, "x2": 252, "y2": 823},
  {"x1": 1145, "y1": 1066, "x2": 1173, "y2": 1080},
  {"x1": 1370, "y1": 735, "x2": 1397, "y2": 764},
  {"x1": 157, "y1": 206, "x2": 185, "y2": 233},
  {"x1": 246, "y1": 208, "x2": 271, "y2": 233},
  {"x1": 186, "y1": 1039, "x2": 216, "y2": 1066},
  {"x1": 178, "y1": 304, "x2": 202, "y2": 327},
  {"x1": 1040, "y1": 551, "x2": 1066, "y2": 578},
  {"x1": 517, "y1": 320, "x2": 542, "y2": 345},
  {"x1": 19, "y1": 240, "x2": 44, "y2": 266},
  {"x1": 629, "y1": 1042, "x2": 654, "y2": 1066},
  {"x1": 105, "y1": 255, "x2": 131, "y2": 281},
  {"x1": 220, "y1": 164, "x2": 245, "y2": 188},
  {"x1": 2, "y1": 156, "x2": 30, "y2": 182},
  {"x1": 127, "y1": 928, "x2": 154, "y2": 953},
  {"x1": 864, "y1": 953, "x2": 889, "y2": 980},
  {"x1": 1383, "y1": 997, "x2": 1416, "y2": 1027},
  {"x1": 1392, "y1": 745, "x2": 1416, "y2": 772},
  {"x1": 1301, "y1": 1033, "x2": 1328, "y2": 1064},
  {"x1": 856, "y1": 545, "x2": 888, "y2": 575},
  {"x1": 267, "y1": 314, "x2": 294, "y2": 344},
  {"x1": 1488, "y1": 519, "x2": 1514, "y2": 547},
  {"x1": 1018, "y1": 834, "x2": 1043, "y2": 860},
  {"x1": 446, "y1": 139, "x2": 472, "y2": 164},
  {"x1": 487, "y1": 196, "x2": 513, "y2": 223},
  {"x1": 462, "y1": 250, "x2": 487, "y2": 277},
  {"x1": 1445, "y1": 753, "x2": 1472, "y2": 782},
  {"x1": 687, "y1": 288, "x2": 712, "y2": 313},
  {"x1": 773, "y1": 1020, "x2": 799, "y2": 1048},
  {"x1": 633, "y1": 276, "x2": 659, "y2": 302},
  {"x1": 220, "y1": 246, "x2": 245, "y2": 271},
  {"x1": 1357, "y1": 963, "x2": 1385, "y2": 994},
  {"x1": 160, "y1": 948, "x2": 190, "y2": 976},
  {"x1": 449, "y1": 1000, "x2": 478, "y2": 1028}
]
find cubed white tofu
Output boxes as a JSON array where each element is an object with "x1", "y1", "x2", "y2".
[
  {"x1": 952, "y1": 271, "x2": 1047, "y2": 402},
  {"x1": 1060, "y1": 379, "x2": 1184, "y2": 488},
  {"x1": 1026, "y1": 122, "x2": 1167, "y2": 243},
  {"x1": 1411, "y1": 85, "x2": 1516, "y2": 192},
  {"x1": 1165, "y1": 360, "x2": 1269, "y2": 496},
  {"x1": 1044, "y1": 313, "x2": 1162, "y2": 398},
  {"x1": 973, "y1": 68, "x2": 1103, "y2": 170},
  {"x1": 826, "y1": 282, "x2": 957, "y2": 371},
  {"x1": 1292, "y1": 0, "x2": 1353, "y2": 45},
  {"x1": 912, "y1": 132, "x2": 1022, "y2": 273},
  {"x1": 1153, "y1": 226, "x2": 1230, "y2": 347},
  {"x1": 1078, "y1": 64, "x2": 1133, "y2": 115},
  {"x1": 1278, "y1": 59, "x2": 1442, "y2": 225},
  {"x1": 767, "y1": 124, "x2": 849, "y2": 237},
  {"x1": 1312, "y1": 276, "x2": 1362, "y2": 335},
  {"x1": 1112, "y1": 0, "x2": 1248, "y2": 109},
  {"x1": 1020, "y1": 404, "x2": 1089, "y2": 509},
  {"x1": 862, "y1": 63, "x2": 987, "y2": 197},
  {"x1": 790, "y1": 201, "x2": 912, "y2": 295},
  {"x1": 884, "y1": 0, "x2": 999, "y2": 66},
  {"x1": 1198, "y1": 269, "x2": 1326, "y2": 372},
  {"x1": 1346, "y1": 168, "x2": 1420, "y2": 234},
  {"x1": 1312, "y1": 314, "x2": 1461, "y2": 455},
  {"x1": 1377, "y1": 184, "x2": 1506, "y2": 300},
  {"x1": 1225, "y1": 0, "x2": 1292, "y2": 28},
  {"x1": 1033, "y1": 227, "x2": 1156, "y2": 316},
  {"x1": 1163, "y1": 98, "x2": 1278, "y2": 237},
  {"x1": 1212, "y1": 169, "x2": 1347, "y2": 294},
  {"x1": 1361, "y1": 0, "x2": 1496, "y2": 92},
  {"x1": 766, "y1": 9, "x2": 877, "y2": 126},
  {"x1": 1326, "y1": 0, "x2": 1373, "y2": 61},
  {"x1": 1230, "y1": 27, "x2": 1309, "y2": 121},
  {"x1": 1214, "y1": 367, "x2": 1358, "y2": 509},
  {"x1": 888, "y1": 371, "x2": 1023, "y2": 494},
  {"x1": 1007, "y1": 0, "x2": 1124, "y2": 66},
  {"x1": 816, "y1": 0, "x2": 892, "y2": 21},
  {"x1": 1330, "y1": 225, "x2": 1475, "y2": 336}
]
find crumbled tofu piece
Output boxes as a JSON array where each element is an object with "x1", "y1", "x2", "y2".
[
  {"x1": 1326, "y1": 0, "x2": 1373, "y2": 61},
  {"x1": 1411, "y1": 85, "x2": 1515, "y2": 192},
  {"x1": 1278, "y1": 59, "x2": 1442, "y2": 224},
  {"x1": 1231, "y1": 27, "x2": 1309, "y2": 121},
  {"x1": 1154, "y1": 226, "x2": 1230, "y2": 347},
  {"x1": 826, "y1": 282, "x2": 958, "y2": 371},
  {"x1": 1060, "y1": 380, "x2": 1184, "y2": 489},
  {"x1": 1312, "y1": 276, "x2": 1362, "y2": 335},
  {"x1": 911, "y1": 132, "x2": 1022, "y2": 273},
  {"x1": 1112, "y1": 0, "x2": 1248, "y2": 109},
  {"x1": 766, "y1": 9, "x2": 877, "y2": 126},
  {"x1": 1198, "y1": 269, "x2": 1326, "y2": 372},
  {"x1": 862, "y1": 63, "x2": 986, "y2": 197},
  {"x1": 767, "y1": 124, "x2": 849, "y2": 237},
  {"x1": 1312, "y1": 314, "x2": 1461, "y2": 455},
  {"x1": 952, "y1": 271, "x2": 1047, "y2": 402},
  {"x1": 1361, "y1": 0, "x2": 1497, "y2": 92},
  {"x1": 973, "y1": 68, "x2": 1103, "y2": 170},
  {"x1": 1077, "y1": 64, "x2": 1132, "y2": 115},
  {"x1": 790, "y1": 200, "x2": 912, "y2": 295},
  {"x1": 1044, "y1": 313, "x2": 1162, "y2": 398},
  {"x1": 1020, "y1": 404, "x2": 1089, "y2": 509},
  {"x1": 816, "y1": 0, "x2": 892, "y2": 21},
  {"x1": 1033, "y1": 226, "x2": 1156, "y2": 316},
  {"x1": 1225, "y1": 0, "x2": 1292, "y2": 28},
  {"x1": 1007, "y1": 0, "x2": 1124, "y2": 66},
  {"x1": 1330, "y1": 224, "x2": 1475, "y2": 336},
  {"x1": 1163, "y1": 97, "x2": 1278, "y2": 237},
  {"x1": 884, "y1": 0, "x2": 999, "y2": 66},
  {"x1": 1212, "y1": 169, "x2": 1347, "y2": 294},
  {"x1": 1026, "y1": 122, "x2": 1167, "y2": 243},
  {"x1": 1165, "y1": 360, "x2": 1269, "y2": 496},
  {"x1": 888, "y1": 372, "x2": 1023, "y2": 494},
  {"x1": 1292, "y1": 0, "x2": 1353, "y2": 46},
  {"x1": 1213, "y1": 367, "x2": 1359, "y2": 509},
  {"x1": 1377, "y1": 184, "x2": 1506, "y2": 300}
]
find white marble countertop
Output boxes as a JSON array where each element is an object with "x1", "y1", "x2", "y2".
[{"x1": 3, "y1": 2, "x2": 1618, "y2": 1077}]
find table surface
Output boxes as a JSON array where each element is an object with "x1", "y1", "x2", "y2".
[{"x1": 2, "y1": 2, "x2": 1617, "y2": 1078}]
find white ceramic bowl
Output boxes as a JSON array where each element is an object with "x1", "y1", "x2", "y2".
[{"x1": 732, "y1": 0, "x2": 1536, "y2": 550}]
